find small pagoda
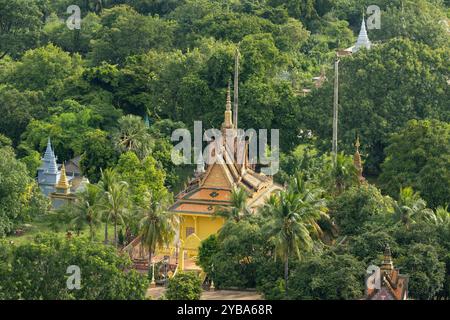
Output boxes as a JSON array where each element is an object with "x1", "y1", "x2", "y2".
[
  {"x1": 50, "y1": 164, "x2": 76, "y2": 209},
  {"x1": 366, "y1": 244, "x2": 409, "y2": 300}
]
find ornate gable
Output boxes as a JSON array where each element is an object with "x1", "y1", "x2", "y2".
[{"x1": 201, "y1": 163, "x2": 234, "y2": 189}]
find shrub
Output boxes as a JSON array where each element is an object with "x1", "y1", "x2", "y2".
[{"x1": 166, "y1": 272, "x2": 202, "y2": 300}]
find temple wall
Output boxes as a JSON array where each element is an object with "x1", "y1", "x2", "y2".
[{"x1": 179, "y1": 214, "x2": 224, "y2": 244}]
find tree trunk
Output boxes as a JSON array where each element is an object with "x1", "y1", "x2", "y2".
[
  {"x1": 148, "y1": 250, "x2": 153, "y2": 273},
  {"x1": 114, "y1": 217, "x2": 118, "y2": 247},
  {"x1": 104, "y1": 220, "x2": 109, "y2": 244},
  {"x1": 89, "y1": 224, "x2": 93, "y2": 241},
  {"x1": 284, "y1": 257, "x2": 289, "y2": 294}
]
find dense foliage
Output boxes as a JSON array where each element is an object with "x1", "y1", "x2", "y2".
[
  {"x1": 0, "y1": 0, "x2": 448, "y2": 300},
  {"x1": 380, "y1": 119, "x2": 450, "y2": 208},
  {"x1": 0, "y1": 146, "x2": 49, "y2": 237},
  {"x1": 0, "y1": 234, "x2": 148, "y2": 299}
]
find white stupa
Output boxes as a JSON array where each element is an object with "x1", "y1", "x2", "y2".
[{"x1": 353, "y1": 17, "x2": 372, "y2": 53}]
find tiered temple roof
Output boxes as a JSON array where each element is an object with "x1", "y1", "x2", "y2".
[
  {"x1": 169, "y1": 84, "x2": 282, "y2": 215},
  {"x1": 37, "y1": 138, "x2": 61, "y2": 196}
]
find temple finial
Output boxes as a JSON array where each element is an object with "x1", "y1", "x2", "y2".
[
  {"x1": 226, "y1": 81, "x2": 232, "y2": 111},
  {"x1": 44, "y1": 137, "x2": 53, "y2": 160},
  {"x1": 381, "y1": 243, "x2": 394, "y2": 273},
  {"x1": 223, "y1": 80, "x2": 233, "y2": 128},
  {"x1": 47, "y1": 140, "x2": 58, "y2": 174}
]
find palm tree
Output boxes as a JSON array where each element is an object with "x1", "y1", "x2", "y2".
[
  {"x1": 214, "y1": 187, "x2": 251, "y2": 222},
  {"x1": 113, "y1": 115, "x2": 153, "y2": 159},
  {"x1": 99, "y1": 168, "x2": 130, "y2": 246},
  {"x1": 425, "y1": 206, "x2": 450, "y2": 227},
  {"x1": 261, "y1": 177, "x2": 327, "y2": 293},
  {"x1": 70, "y1": 184, "x2": 102, "y2": 241},
  {"x1": 331, "y1": 153, "x2": 358, "y2": 194},
  {"x1": 139, "y1": 194, "x2": 179, "y2": 271},
  {"x1": 392, "y1": 187, "x2": 433, "y2": 229},
  {"x1": 122, "y1": 194, "x2": 148, "y2": 244},
  {"x1": 288, "y1": 173, "x2": 330, "y2": 238},
  {"x1": 98, "y1": 168, "x2": 116, "y2": 244},
  {"x1": 104, "y1": 181, "x2": 129, "y2": 247}
]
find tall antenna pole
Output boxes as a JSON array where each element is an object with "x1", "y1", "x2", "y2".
[
  {"x1": 233, "y1": 47, "x2": 240, "y2": 129},
  {"x1": 332, "y1": 52, "x2": 340, "y2": 165}
]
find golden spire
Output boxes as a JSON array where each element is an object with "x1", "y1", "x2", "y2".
[
  {"x1": 353, "y1": 135, "x2": 364, "y2": 183},
  {"x1": 226, "y1": 81, "x2": 232, "y2": 111},
  {"x1": 380, "y1": 243, "x2": 394, "y2": 274},
  {"x1": 56, "y1": 164, "x2": 70, "y2": 193},
  {"x1": 223, "y1": 81, "x2": 233, "y2": 129}
]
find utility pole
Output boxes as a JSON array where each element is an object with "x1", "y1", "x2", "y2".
[{"x1": 332, "y1": 52, "x2": 340, "y2": 165}]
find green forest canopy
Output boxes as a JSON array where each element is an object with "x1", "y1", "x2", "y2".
[{"x1": 0, "y1": 0, "x2": 448, "y2": 300}]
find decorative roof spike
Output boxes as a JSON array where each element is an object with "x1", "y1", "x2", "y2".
[
  {"x1": 226, "y1": 81, "x2": 232, "y2": 111},
  {"x1": 353, "y1": 16, "x2": 371, "y2": 53},
  {"x1": 47, "y1": 141, "x2": 58, "y2": 174},
  {"x1": 43, "y1": 137, "x2": 54, "y2": 161},
  {"x1": 56, "y1": 164, "x2": 70, "y2": 192},
  {"x1": 223, "y1": 81, "x2": 233, "y2": 129},
  {"x1": 381, "y1": 243, "x2": 394, "y2": 273}
]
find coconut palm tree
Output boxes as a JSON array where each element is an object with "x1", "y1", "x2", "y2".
[
  {"x1": 139, "y1": 194, "x2": 179, "y2": 271},
  {"x1": 113, "y1": 115, "x2": 153, "y2": 159},
  {"x1": 425, "y1": 206, "x2": 450, "y2": 227},
  {"x1": 99, "y1": 168, "x2": 130, "y2": 246},
  {"x1": 70, "y1": 184, "x2": 102, "y2": 241},
  {"x1": 214, "y1": 187, "x2": 251, "y2": 222},
  {"x1": 261, "y1": 177, "x2": 327, "y2": 293},
  {"x1": 104, "y1": 181, "x2": 129, "y2": 247},
  {"x1": 392, "y1": 187, "x2": 433, "y2": 229},
  {"x1": 98, "y1": 168, "x2": 116, "y2": 244},
  {"x1": 331, "y1": 152, "x2": 358, "y2": 194},
  {"x1": 288, "y1": 173, "x2": 330, "y2": 239}
]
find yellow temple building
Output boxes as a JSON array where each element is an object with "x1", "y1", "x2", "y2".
[{"x1": 124, "y1": 82, "x2": 282, "y2": 272}]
